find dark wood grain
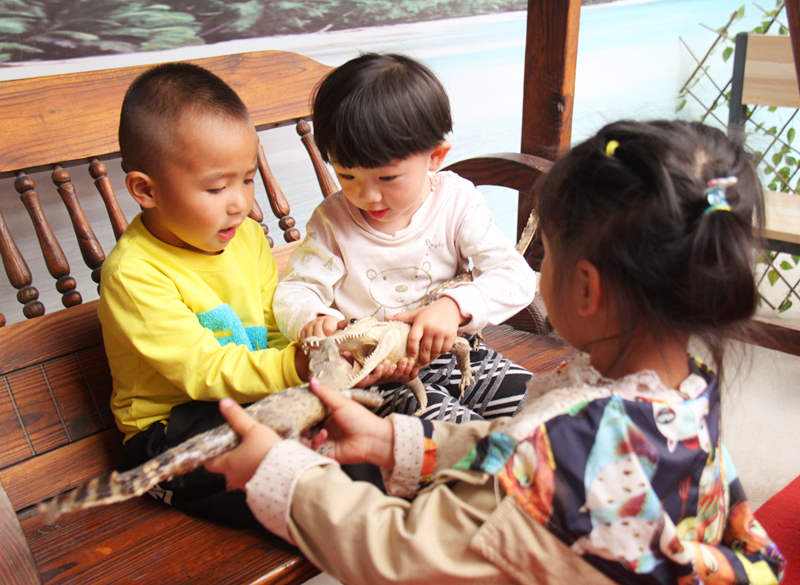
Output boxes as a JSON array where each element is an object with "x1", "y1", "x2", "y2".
[
  {"x1": 18, "y1": 496, "x2": 319, "y2": 585},
  {"x1": 520, "y1": 0, "x2": 580, "y2": 240},
  {"x1": 0, "y1": 429, "x2": 124, "y2": 512},
  {"x1": 0, "y1": 481, "x2": 40, "y2": 585},
  {"x1": 51, "y1": 165, "x2": 105, "y2": 285},
  {"x1": 733, "y1": 317, "x2": 800, "y2": 356},
  {"x1": 258, "y1": 144, "x2": 301, "y2": 244},
  {"x1": 0, "y1": 51, "x2": 332, "y2": 177},
  {"x1": 88, "y1": 158, "x2": 128, "y2": 242},
  {"x1": 0, "y1": 301, "x2": 103, "y2": 375},
  {"x1": 483, "y1": 325, "x2": 573, "y2": 375},
  {"x1": 445, "y1": 153, "x2": 552, "y2": 195},
  {"x1": 786, "y1": 0, "x2": 800, "y2": 96},
  {"x1": 0, "y1": 203, "x2": 42, "y2": 319},
  {"x1": 296, "y1": 120, "x2": 339, "y2": 198}
]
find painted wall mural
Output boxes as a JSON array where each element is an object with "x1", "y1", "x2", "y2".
[{"x1": 0, "y1": 0, "x2": 615, "y2": 64}]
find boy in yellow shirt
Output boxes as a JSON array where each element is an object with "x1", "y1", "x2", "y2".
[{"x1": 98, "y1": 62, "x2": 310, "y2": 527}]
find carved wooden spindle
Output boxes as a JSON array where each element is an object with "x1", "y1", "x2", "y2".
[
  {"x1": 52, "y1": 164, "x2": 105, "y2": 285},
  {"x1": 0, "y1": 203, "x2": 43, "y2": 321},
  {"x1": 248, "y1": 198, "x2": 269, "y2": 243},
  {"x1": 14, "y1": 171, "x2": 82, "y2": 309},
  {"x1": 256, "y1": 143, "x2": 301, "y2": 244},
  {"x1": 242, "y1": 138, "x2": 269, "y2": 242},
  {"x1": 89, "y1": 158, "x2": 129, "y2": 241},
  {"x1": 296, "y1": 120, "x2": 339, "y2": 198}
]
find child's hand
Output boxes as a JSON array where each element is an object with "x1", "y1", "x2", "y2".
[
  {"x1": 390, "y1": 297, "x2": 465, "y2": 366},
  {"x1": 353, "y1": 357, "x2": 420, "y2": 387},
  {"x1": 204, "y1": 398, "x2": 282, "y2": 491},
  {"x1": 300, "y1": 315, "x2": 345, "y2": 341},
  {"x1": 309, "y1": 377, "x2": 394, "y2": 469},
  {"x1": 294, "y1": 348, "x2": 310, "y2": 381}
]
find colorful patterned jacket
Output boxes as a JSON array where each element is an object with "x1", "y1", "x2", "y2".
[{"x1": 427, "y1": 354, "x2": 786, "y2": 584}]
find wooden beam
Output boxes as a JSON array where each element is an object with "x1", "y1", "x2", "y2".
[
  {"x1": 785, "y1": 0, "x2": 800, "y2": 94},
  {"x1": 519, "y1": 0, "x2": 581, "y2": 237}
]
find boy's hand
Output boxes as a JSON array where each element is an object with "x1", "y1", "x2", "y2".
[
  {"x1": 300, "y1": 315, "x2": 345, "y2": 341},
  {"x1": 294, "y1": 348, "x2": 310, "y2": 381},
  {"x1": 309, "y1": 378, "x2": 394, "y2": 469},
  {"x1": 390, "y1": 297, "x2": 465, "y2": 366},
  {"x1": 205, "y1": 398, "x2": 282, "y2": 491}
]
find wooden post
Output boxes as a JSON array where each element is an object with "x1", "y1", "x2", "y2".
[
  {"x1": 519, "y1": 0, "x2": 581, "y2": 238},
  {"x1": 786, "y1": 0, "x2": 800, "y2": 90}
]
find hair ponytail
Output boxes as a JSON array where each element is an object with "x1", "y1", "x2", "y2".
[{"x1": 535, "y1": 120, "x2": 765, "y2": 381}]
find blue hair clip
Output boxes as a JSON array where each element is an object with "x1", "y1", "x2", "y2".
[{"x1": 702, "y1": 176, "x2": 736, "y2": 217}]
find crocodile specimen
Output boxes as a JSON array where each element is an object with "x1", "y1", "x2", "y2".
[
  {"x1": 303, "y1": 317, "x2": 476, "y2": 416},
  {"x1": 295, "y1": 210, "x2": 542, "y2": 412},
  {"x1": 39, "y1": 341, "x2": 382, "y2": 522}
]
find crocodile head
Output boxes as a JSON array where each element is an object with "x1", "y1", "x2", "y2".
[
  {"x1": 308, "y1": 338, "x2": 352, "y2": 389},
  {"x1": 302, "y1": 317, "x2": 411, "y2": 388}
]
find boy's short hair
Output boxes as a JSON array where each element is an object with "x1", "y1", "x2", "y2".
[
  {"x1": 119, "y1": 62, "x2": 251, "y2": 175},
  {"x1": 312, "y1": 53, "x2": 452, "y2": 168}
]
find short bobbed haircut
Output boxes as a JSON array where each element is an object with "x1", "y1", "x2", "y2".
[
  {"x1": 536, "y1": 120, "x2": 765, "y2": 377},
  {"x1": 118, "y1": 62, "x2": 251, "y2": 175},
  {"x1": 312, "y1": 53, "x2": 452, "y2": 169}
]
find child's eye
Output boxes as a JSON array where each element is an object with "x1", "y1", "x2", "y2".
[
  {"x1": 208, "y1": 187, "x2": 224, "y2": 194},
  {"x1": 244, "y1": 178, "x2": 254, "y2": 185},
  {"x1": 337, "y1": 174, "x2": 354, "y2": 181},
  {"x1": 379, "y1": 176, "x2": 397, "y2": 182}
]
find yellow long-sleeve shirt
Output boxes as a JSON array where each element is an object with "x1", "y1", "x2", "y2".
[{"x1": 98, "y1": 214, "x2": 303, "y2": 442}]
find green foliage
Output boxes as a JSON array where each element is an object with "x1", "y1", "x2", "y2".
[{"x1": 0, "y1": 0, "x2": 530, "y2": 63}]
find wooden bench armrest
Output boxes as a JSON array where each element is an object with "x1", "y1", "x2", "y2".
[
  {"x1": 445, "y1": 153, "x2": 552, "y2": 335},
  {"x1": 444, "y1": 152, "x2": 552, "y2": 194},
  {"x1": 735, "y1": 316, "x2": 800, "y2": 356}
]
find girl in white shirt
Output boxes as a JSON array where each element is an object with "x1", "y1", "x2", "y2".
[{"x1": 273, "y1": 53, "x2": 538, "y2": 422}]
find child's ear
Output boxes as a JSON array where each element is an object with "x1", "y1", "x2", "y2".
[
  {"x1": 427, "y1": 141, "x2": 452, "y2": 171},
  {"x1": 575, "y1": 259, "x2": 603, "y2": 317},
  {"x1": 125, "y1": 171, "x2": 157, "y2": 209}
]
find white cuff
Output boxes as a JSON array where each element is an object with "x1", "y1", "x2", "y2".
[
  {"x1": 288, "y1": 299, "x2": 345, "y2": 341},
  {"x1": 380, "y1": 414, "x2": 425, "y2": 498},
  {"x1": 245, "y1": 440, "x2": 335, "y2": 543}
]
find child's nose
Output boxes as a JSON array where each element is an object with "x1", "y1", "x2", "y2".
[
  {"x1": 228, "y1": 185, "x2": 251, "y2": 213},
  {"x1": 360, "y1": 184, "x2": 381, "y2": 202}
]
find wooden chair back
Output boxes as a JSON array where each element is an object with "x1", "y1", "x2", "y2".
[{"x1": 0, "y1": 50, "x2": 334, "y2": 326}]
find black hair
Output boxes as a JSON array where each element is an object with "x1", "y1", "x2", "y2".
[
  {"x1": 118, "y1": 62, "x2": 251, "y2": 175},
  {"x1": 536, "y1": 120, "x2": 765, "y2": 379},
  {"x1": 312, "y1": 53, "x2": 452, "y2": 168}
]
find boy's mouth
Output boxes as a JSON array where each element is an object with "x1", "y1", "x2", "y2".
[
  {"x1": 367, "y1": 209, "x2": 389, "y2": 220},
  {"x1": 218, "y1": 226, "x2": 237, "y2": 240}
]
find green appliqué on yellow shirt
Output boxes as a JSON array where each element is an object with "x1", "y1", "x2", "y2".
[{"x1": 196, "y1": 303, "x2": 267, "y2": 351}]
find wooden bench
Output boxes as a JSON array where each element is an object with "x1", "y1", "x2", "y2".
[{"x1": 0, "y1": 50, "x2": 570, "y2": 584}]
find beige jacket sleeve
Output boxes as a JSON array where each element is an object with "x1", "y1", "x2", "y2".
[{"x1": 245, "y1": 421, "x2": 615, "y2": 585}]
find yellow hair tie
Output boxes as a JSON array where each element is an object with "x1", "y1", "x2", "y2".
[{"x1": 605, "y1": 140, "x2": 620, "y2": 156}]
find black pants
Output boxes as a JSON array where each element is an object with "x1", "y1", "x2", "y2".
[
  {"x1": 123, "y1": 400, "x2": 385, "y2": 530},
  {"x1": 373, "y1": 337, "x2": 531, "y2": 422}
]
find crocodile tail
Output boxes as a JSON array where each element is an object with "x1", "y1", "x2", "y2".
[
  {"x1": 515, "y1": 211, "x2": 539, "y2": 255},
  {"x1": 38, "y1": 424, "x2": 240, "y2": 523}
]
